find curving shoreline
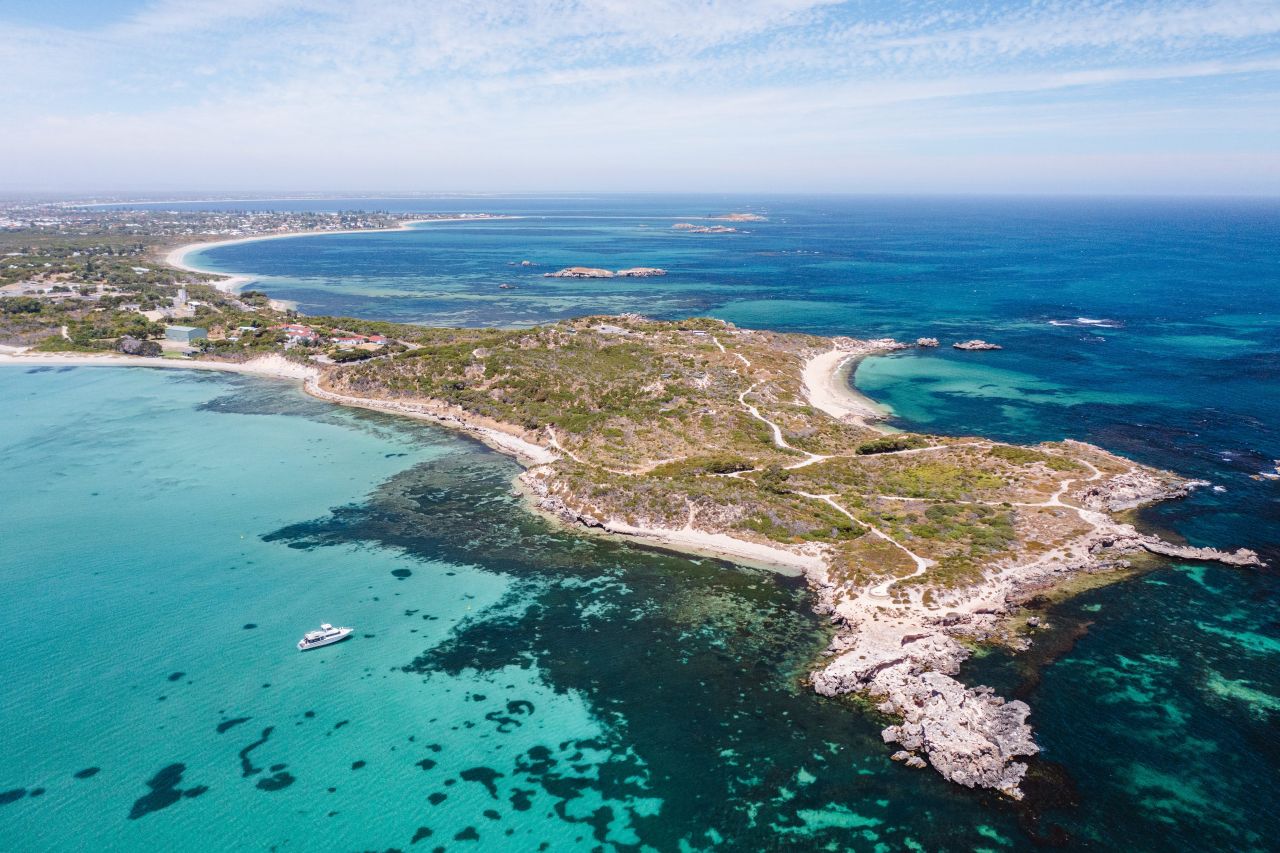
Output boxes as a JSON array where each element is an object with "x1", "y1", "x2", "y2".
[
  {"x1": 2, "y1": 330, "x2": 1261, "y2": 801},
  {"x1": 162, "y1": 216, "x2": 514, "y2": 300},
  {"x1": 800, "y1": 340, "x2": 899, "y2": 427},
  {"x1": 0, "y1": 351, "x2": 316, "y2": 380},
  {"x1": 0, "y1": 346, "x2": 862, "y2": 576},
  {"x1": 160, "y1": 222, "x2": 903, "y2": 441}
]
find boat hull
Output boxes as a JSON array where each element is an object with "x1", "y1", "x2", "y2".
[{"x1": 297, "y1": 627, "x2": 353, "y2": 651}]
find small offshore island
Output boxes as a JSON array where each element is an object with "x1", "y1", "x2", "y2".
[{"x1": 0, "y1": 211, "x2": 1262, "y2": 801}]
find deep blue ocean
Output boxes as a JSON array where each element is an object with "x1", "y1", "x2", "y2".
[{"x1": 4, "y1": 195, "x2": 1277, "y2": 850}]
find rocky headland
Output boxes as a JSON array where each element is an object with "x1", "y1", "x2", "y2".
[{"x1": 302, "y1": 315, "x2": 1260, "y2": 801}]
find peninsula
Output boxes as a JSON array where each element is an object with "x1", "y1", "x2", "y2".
[
  {"x1": 306, "y1": 315, "x2": 1258, "y2": 798},
  {"x1": 0, "y1": 213, "x2": 1261, "y2": 801}
]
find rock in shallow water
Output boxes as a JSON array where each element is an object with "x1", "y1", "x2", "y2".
[{"x1": 812, "y1": 623, "x2": 1038, "y2": 799}]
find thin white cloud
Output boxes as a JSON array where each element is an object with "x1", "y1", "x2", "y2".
[{"x1": 0, "y1": 0, "x2": 1276, "y2": 192}]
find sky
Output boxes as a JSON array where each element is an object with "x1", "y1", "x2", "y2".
[{"x1": 1, "y1": 0, "x2": 1278, "y2": 195}]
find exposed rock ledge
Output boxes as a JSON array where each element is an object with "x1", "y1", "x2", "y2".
[
  {"x1": 806, "y1": 463, "x2": 1258, "y2": 799},
  {"x1": 544, "y1": 266, "x2": 667, "y2": 278},
  {"x1": 1074, "y1": 466, "x2": 1210, "y2": 511},
  {"x1": 1090, "y1": 529, "x2": 1261, "y2": 567},
  {"x1": 953, "y1": 339, "x2": 1003, "y2": 350},
  {"x1": 811, "y1": 618, "x2": 1036, "y2": 798}
]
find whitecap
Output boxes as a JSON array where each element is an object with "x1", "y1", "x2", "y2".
[{"x1": 1048, "y1": 317, "x2": 1120, "y2": 328}]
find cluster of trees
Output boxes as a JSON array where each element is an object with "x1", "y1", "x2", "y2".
[
  {"x1": 118, "y1": 336, "x2": 162, "y2": 357},
  {"x1": 62, "y1": 312, "x2": 164, "y2": 349},
  {"x1": 0, "y1": 296, "x2": 43, "y2": 314}
]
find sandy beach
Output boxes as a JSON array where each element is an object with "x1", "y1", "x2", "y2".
[
  {"x1": 0, "y1": 351, "x2": 317, "y2": 380},
  {"x1": 801, "y1": 343, "x2": 896, "y2": 426},
  {"x1": 584, "y1": 513, "x2": 821, "y2": 577}
]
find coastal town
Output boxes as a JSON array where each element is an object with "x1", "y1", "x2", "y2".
[
  {"x1": 0, "y1": 203, "x2": 414, "y2": 241},
  {"x1": 0, "y1": 204, "x2": 448, "y2": 359}
]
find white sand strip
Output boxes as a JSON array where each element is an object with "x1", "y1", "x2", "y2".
[
  {"x1": 801, "y1": 346, "x2": 893, "y2": 425},
  {"x1": 0, "y1": 351, "x2": 316, "y2": 380}
]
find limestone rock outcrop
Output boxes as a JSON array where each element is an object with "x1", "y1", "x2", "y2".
[
  {"x1": 1075, "y1": 469, "x2": 1206, "y2": 512},
  {"x1": 811, "y1": 620, "x2": 1037, "y2": 799},
  {"x1": 544, "y1": 266, "x2": 666, "y2": 278}
]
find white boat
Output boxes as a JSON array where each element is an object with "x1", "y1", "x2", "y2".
[{"x1": 297, "y1": 623, "x2": 353, "y2": 651}]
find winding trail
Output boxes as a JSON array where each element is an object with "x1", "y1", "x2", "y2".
[
  {"x1": 707, "y1": 334, "x2": 1133, "y2": 603},
  {"x1": 738, "y1": 383, "x2": 832, "y2": 468},
  {"x1": 710, "y1": 334, "x2": 939, "y2": 594},
  {"x1": 481, "y1": 331, "x2": 1120, "y2": 603},
  {"x1": 797, "y1": 491, "x2": 935, "y2": 598},
  {"x1": 715, "y1": 335, "x2": 834, "y2": 469}
]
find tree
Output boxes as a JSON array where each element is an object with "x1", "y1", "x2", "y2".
[
  {"x1": 758, "y1": 464, "x2": 791, "y2": 494},
  {"x1": 117, "y1": 336, "x2": 161, "y2": 357}
]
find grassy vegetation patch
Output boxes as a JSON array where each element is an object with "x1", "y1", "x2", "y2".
[
  {"x1": 988, "y1": 444, "x2": 1083, "y2": 472},
  {"x1": 876, "y1": 461, "x2": 1004, "y2": 500},
  {"x1": 829, "y1": 535, "x2": 917, "y2": 586},
  {"x1": 649, "y1": 456, "x2": 755, "y2": 477}
]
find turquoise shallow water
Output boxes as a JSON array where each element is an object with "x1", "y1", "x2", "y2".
[
  {"x1": 0, "y1": 368, "x2": 609, "y2": 850},
  {"x1": 1, "y1": 365, "x2": 1038, "y2": 851},
  {"x1": 11, "y1": 195, "x2": 1280, "y2": 849}
]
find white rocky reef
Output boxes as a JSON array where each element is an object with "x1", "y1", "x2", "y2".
[
  {"x1": 672, "y1": 223, "x2": 739, "y2": 233},
  {"x1": 1075, "y1": 468, "x2": 1208, "y2": 512},
  {"x1": 543, "y1": 266, "x2": 667, "y2": 278},
  {"x1": 810, "y1": 610, "x2": 1037, "y2": 797}
]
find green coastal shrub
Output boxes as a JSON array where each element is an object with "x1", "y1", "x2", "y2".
[
  {"x1": 757, "y1": 464, "x2": 791, "y2": 494},
  {"x1": 856, "y1": 434, "x2": 928, "y2": 455}
]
